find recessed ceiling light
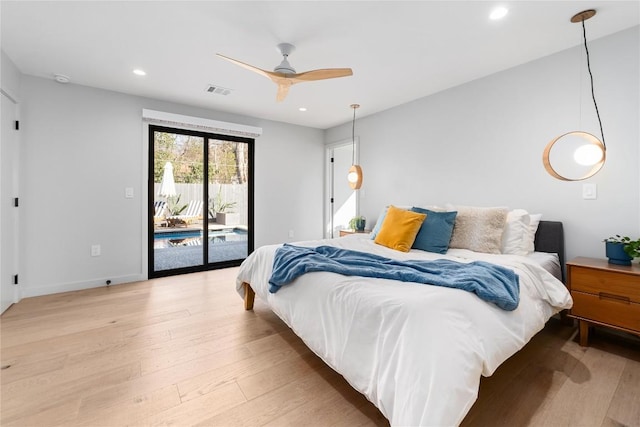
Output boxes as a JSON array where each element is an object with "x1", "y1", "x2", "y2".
[
  {"x1": 489, "y1": 7, "x2": 508, "y2": 20},
  {"x1": 133, "y1": 69, "x2": 147, "y2": 76},
  {"x1": 298, "y1": 107, "x2": 307, "y2": 112}
]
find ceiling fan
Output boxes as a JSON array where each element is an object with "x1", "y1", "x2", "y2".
[{"x1": 217, "y1": 43, "x2": 353, "y2": 102}]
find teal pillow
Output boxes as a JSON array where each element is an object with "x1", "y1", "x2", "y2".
[
  {"x1": 370, "y1": 206, "x2": 389, "y2": 240},
  {"x1": 410, "y1": 207, "x2": 457, "y2": 254}
]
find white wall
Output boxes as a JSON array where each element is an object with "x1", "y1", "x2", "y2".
[
  {"x1": 17, "y1": 75, "x2": 324, "y2": 297},
  {"x1": 325, "y1": 26, "x2": 640, "y2": 262}
]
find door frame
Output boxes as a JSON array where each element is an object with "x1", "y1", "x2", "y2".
[
  {"x1": 325, "y1": 137, "x2": 359, "y2": 239},
  {"x1": 148, "y1": 124, "x2": 254, "y2": 278},
  {"x1": 1, "y1": 89, "x2": 20, "y2": 314}
]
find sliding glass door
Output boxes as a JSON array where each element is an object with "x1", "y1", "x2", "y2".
[{"x1": 149, "y1": 125, "x2": 253, "y2": 278}]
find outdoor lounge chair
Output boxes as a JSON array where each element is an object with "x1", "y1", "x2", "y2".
[
  {"x1": 167, "y1": 200, "x2": 203, "y2": 225},
  {"x1": 153, "y1": 200, "x2": 167, "y2": 226}
]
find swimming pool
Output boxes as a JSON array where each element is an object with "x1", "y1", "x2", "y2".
[{"x1": 153, "y1": 228, "x2": 247, "y2": 249}]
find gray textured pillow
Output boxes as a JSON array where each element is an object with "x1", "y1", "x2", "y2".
[{"x1": 448, "y1": 205, "x2": 508, "y2": 253}]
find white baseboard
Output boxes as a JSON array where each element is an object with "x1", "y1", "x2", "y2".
[{"x1": 19, "y1": 273, "x2": 146, "y2": 299}]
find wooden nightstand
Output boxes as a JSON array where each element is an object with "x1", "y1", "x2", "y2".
[
  {"x1": 566, "y1": 257, "x2": 640, "y2": 346},
  {"x1": 339, "y1": 229, "x2": 371, "y2": 237}
]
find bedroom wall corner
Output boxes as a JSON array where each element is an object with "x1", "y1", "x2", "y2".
[{"x1": 253, "y1": 121, "x2": 325, "y2": 247}]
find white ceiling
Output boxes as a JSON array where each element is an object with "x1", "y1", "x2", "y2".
[{"x1": 2, "y1": 1, "x2": 638, "y2": 129}]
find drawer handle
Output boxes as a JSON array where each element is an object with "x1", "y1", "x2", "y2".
[{"x1": 598, "y1": 292, "x2": 630, "y2": 304}]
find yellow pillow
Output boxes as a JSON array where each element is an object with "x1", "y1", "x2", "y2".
[{"x1": 374, "y1": 205, "x2": 427, "y2": 252}]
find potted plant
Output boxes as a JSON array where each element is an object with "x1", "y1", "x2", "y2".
[
  {"x1": 165, "y1": 194, "x2": 187, "y2": 227},
  {"x1": 349, "y1": 216, "x2": 366, "y2": 232},
  {"x1": 603, "y1": 235, "x2": 640, "y2": 266},
  {"x1": 209, "y1": 188, "x2": 238, "y2": 225},
  {"x1": 215, "y1": 206, "x2": 239, "y2": 225}
]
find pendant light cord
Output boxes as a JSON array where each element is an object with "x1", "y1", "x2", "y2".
[
  {"x1": 351, "y1": 106, "x2": 356, "y2": 165},
  {"x1": 582, "y1": 19, "x2": 606, "y2": 150}
]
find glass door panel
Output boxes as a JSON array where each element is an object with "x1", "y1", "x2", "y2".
[
  {"x1": 207, "y1": 139, "x2": 249, "y2": 264},
  {"x1": 151, "y1": 128, "x2": 205, "y2": 274}
]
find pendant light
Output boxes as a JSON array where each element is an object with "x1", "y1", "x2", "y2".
[
  {"x1": 347, "y1": 103, "x2": 363, "y2": 189},
  {"x1": 543, "y1": 9, "x2": 607, "y2": 181}
]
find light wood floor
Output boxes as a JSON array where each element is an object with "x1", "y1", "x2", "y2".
[{"x1": 1, "y1": 268, "x2": 638, "y2": 427}]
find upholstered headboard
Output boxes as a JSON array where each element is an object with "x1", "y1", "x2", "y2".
[{"x1": 534, "y1": 220, "x2": 566, "y2": 283}]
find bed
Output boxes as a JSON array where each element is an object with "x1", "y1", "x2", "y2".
[{"x1": 235, "y1": 213, "x2": 572, "y2": 426}]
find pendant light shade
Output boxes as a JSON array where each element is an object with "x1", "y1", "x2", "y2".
[
  {"x1": 543, "y1": 131, "x2": 606, "y2": 181},
  {"x1": 348, "y1": 103, "x2": 363, "y2": 189},
  {"x1": 348, "y1": 164, "x2": 363, "y2": 189},
  {"x1": 543, "y1": 9, "x2": 607, "y2": 181}
]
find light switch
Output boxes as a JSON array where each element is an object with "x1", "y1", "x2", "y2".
[
  {"x1": 125, "y1": 187, "x2": 134, "y2": 199},
  {"x1": 582, "y1": 183, "x2": 597, "y2": 200}
]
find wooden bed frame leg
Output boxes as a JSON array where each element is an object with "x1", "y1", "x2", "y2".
[
  {"x1": 578, "y1": 320, "x2": 589, "y2": 347},
  {"x1": 243, "y1": 282, "x2": 255, "y2": 311}
]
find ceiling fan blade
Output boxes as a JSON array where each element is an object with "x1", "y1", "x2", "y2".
[
  {"x1": 276, "y1": 81, "x2": 292, "y2": 102},
  {"x1": 216, "y1": 53, "x2": 278, "y2": 81},
  {"x1": 291, "y1": 68, "x2": 353, "y2": 83},
  {"x1": 218, "y1": 49, "x2": 353, "y2": 102}
]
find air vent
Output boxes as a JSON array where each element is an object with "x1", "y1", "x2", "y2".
[{"x1": 205, "y1": 85, "x2": 232, "y2": 96}]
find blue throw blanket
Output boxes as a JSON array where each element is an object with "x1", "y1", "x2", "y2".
[{"x1": 269, "y1": 244, "x2": 520, "y2": 311}]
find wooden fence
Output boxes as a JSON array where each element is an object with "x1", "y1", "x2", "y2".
[{"x1": 153, "y1": 183, "x2": 248, "y2": 225}]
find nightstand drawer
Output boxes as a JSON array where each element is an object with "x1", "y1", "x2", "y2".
[
  {"x1": 571, "y1": 291, "x2": 640, "y2": 332},
  {"x1": 570, "y1": 266, "x2": 640, "y2": 303}
]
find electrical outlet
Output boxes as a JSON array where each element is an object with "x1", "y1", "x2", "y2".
[
  {"x1": 125, "y1": 187, "x2": 134, "y2": 198},
  {"x1": 288, "y1": 230, "x2": 295, "y2": 238},
  {"x1": 91, "y1": 244, "x2": 101, "y2": 257}
]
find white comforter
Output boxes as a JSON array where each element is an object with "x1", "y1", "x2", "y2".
[{"x1": 235, "y1": 234, "x2": 572, "y2": 426}]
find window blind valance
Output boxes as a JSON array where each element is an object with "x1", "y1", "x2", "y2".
[{"x1": 142, "y1": 109, "x2": 262, "y2": 138}]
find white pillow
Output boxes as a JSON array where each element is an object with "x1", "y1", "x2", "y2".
[
  {"x1": 447, "y1": 205, "x2": 508, "y2": 254},
  {"x1": 526, "y1": 213, "x2": 543, "y2": 254},
  {"x1": 501, "y1": 209, "x2": 531, "y2": 255}
]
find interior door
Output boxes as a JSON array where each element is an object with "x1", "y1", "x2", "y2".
[{"x1": 1, "y1": 92, "x2": 19, "y2": 314}]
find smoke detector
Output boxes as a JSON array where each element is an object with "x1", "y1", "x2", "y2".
[
  {"x1": 53, "y1": 73, "x2": 70, "y2": 84},
  {"x1": 205, "y1": 84, "x2": 232, "y2": 96}
]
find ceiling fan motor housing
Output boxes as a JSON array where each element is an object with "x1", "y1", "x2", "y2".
[
  {"x1": 274, "y1": 43, "x2": 296, "y2": 74},
  {"x1": 274, "y1": 59, "x2": 296, "y2": 74}
]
